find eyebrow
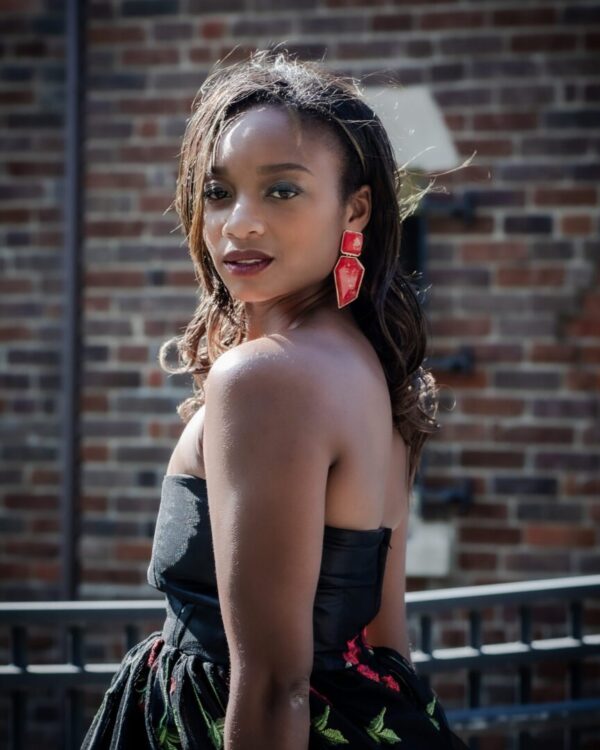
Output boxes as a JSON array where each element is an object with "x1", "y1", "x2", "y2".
[{"x1": 208, "y1": 162, "x2": 313, "y2": 176}]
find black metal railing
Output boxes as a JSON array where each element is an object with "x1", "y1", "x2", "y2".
[{"x1": 1, "y1": 575, "x2": 599, "y2": 749}]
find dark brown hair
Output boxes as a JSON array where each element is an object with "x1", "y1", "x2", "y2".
[{"x1": 160, "y1": 49, "x2": 438, "y2": 480}]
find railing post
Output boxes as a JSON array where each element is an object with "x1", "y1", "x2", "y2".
[
  {"x1": 468, "y1": 611, "x2": 481, "y2": 709},
  {"x1": 420, "y1": 614, "x2": 432, "y2": 690},
  {"x1": 518, "y1": 606, "x2": 532, "y2": 750},
  {"x1": 65, "y1": 625, "x2": 84, "y2": 750},
  {"x1": 10, "y1": 626, "x2": 27, "y2": 750},
  {"x1": 568, "y1": 600, "x2": 583, "y2": 750}
]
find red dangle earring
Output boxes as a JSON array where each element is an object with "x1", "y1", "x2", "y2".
[{"x1": 333, "y1": 230, "x2": 365, "y2": 308}]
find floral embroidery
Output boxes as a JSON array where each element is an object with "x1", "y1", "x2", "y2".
[
  {"x1": 382, "y1": 674, "x2": 400, "y2": 692},
  {"x1": 190, "y1": 673, "x2": 225, "y2": 749},
  {"x1": 357, "y1": 663, "x2": 381, "y2": 682},
  {"x1": 342, "y1": 634, "x2": 361, "y2": 667},
  {"x1": 426, "y1": 696, "x2": 440, "y2": 731},
  {"x1": 147, "y1": 637, "x2": 164, "y2": 669},
  {"x1": 365, "y1": 707, "x2": 402, "y2": 744},
  {"x1": 311, "y1": 704, "x2": 350, "y2": 745}
]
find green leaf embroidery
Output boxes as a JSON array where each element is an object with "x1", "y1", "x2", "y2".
[
  {"x1": 311, "y1": 705, "x2": 350, "y2": 745},
  {"x1": 426, "y1": 696, "x2": 436, "y2": 716},
  {"x1": 190, "y1": 678, "x2": 225, "y2": 749},
  {"x1": 366, "y1": 707, "x2": 402, "y2": 745},
  {"x1": 313, "y1": 705, "x2": 331, "y2": 732},
  {"x1": 425, "y1": 696, "x2": 441, "y2": 731}
]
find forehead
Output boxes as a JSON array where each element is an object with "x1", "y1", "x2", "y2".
[{"x1": 211, "y1": 105, "x2": 340, "y2": 170}]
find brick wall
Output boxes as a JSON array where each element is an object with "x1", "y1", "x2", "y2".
[
  {"x1": 1, "y1": 0, "x2": 599, "y2": 745},
  {"x1": 2, "y1": 0, "x2": 599, "y2": 596}
]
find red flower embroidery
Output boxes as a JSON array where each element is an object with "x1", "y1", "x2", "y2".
[
  {"x1": 170, "y1": 676, "x2": 177, "y2": 695},
  {"x1": 357, "y1": 663, "x2": 381, "y2": 682},
  {"x1": 342, "y1": 634, "x2": 361, "y2": 666},
  {"x1": 382, "y1": 674, "x2": 400, "y2": 692},
  {"x1": 146, "y1": 637, "x2": 164, "y2": 669}
]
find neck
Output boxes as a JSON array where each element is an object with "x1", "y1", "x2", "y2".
[{"x1": 242, "y1": 284, "x2": 342, "y2": 339}]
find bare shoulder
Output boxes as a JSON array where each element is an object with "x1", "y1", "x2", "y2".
[{"x1": 205, "y1": 334, "x2": 335, "y2": 422}]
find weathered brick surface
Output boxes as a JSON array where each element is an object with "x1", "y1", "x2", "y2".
[{"x1": 1, "y1": 0, "x2": 599, "y2": 742}]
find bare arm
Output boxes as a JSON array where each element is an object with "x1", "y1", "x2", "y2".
[{"x1": 203, "y1": 342, "x2": 333, "y2": 750}]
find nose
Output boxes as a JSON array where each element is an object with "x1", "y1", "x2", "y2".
[{"x1": 221, "y1": 199, "x2": 265, "y2": 239}]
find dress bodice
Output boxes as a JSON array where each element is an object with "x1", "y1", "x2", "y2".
[{"x1": 148, "y1": 473, "x2": 392, "y2": 671}]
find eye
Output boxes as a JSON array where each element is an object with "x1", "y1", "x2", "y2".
[
  {"x1": 203, "y1": 184, "x2": 229, "y2": 201},
  {"x1": 269, "y1": 183, "x2": 301, "y2": 200}
]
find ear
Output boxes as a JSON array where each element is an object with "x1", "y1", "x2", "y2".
[{"x1": 345, "y1": 184, "x2": 371, "y2": 233}]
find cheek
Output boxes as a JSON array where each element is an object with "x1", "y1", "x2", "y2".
[{"x1": 202, "y1": 211, "x2": 222, "y2": 248}]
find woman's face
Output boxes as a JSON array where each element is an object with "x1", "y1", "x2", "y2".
[{"x1": 201, "y1": 105, "x2": 369, "y2": 304}]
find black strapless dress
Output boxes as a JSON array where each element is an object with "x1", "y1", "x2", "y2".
[{"x1": 82, "y1": 474, "x2": 466, "y2": 749}]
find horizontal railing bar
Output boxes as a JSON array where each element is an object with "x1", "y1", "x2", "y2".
[
  {"x1": 0, "y1": 599, "x2": 165, "y2": 625},
  {"x1": 0, "y1": 663, "x2": 121, "y2": 688},
  {"x1": 2, "y1": 635, "x2": 598, "y2": 687},
  {"x1": 411, "y1": 634, "x2": 600, "y2": 673},
  {"x1": 448, "y1": 698, "x2": 600, "y2": 730},
  {"x1": 405, "y1": 575, "x2": 600, "y2": 613},
  {"x1": 1, "y1": 575, "x2": 598, "y2": 625}
]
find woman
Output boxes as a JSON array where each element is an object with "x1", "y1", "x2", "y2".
[{"x1": 82, "y1": 50, "x2": 465, "y2": 749}]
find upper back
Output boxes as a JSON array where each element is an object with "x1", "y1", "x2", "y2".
[{"x1": 167, "y1": 312, "x2": 409, "y2": 532}]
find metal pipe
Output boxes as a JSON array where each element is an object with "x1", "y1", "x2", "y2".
[{"x1": 60, "y1": 0, "x2": 86, "y2": 600}]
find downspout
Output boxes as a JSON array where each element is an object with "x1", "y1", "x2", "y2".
[{"x1": 60, "y1": 0, "x2": 86, "y2": 601}]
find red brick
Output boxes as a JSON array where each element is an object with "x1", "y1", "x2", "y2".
[
  {"x1": 139, "y1": 194, "x2": 173, "y2": 212},
  {"x1": 492, "y1": 425, "x2": 574, "y2": 445},
  {"x1": 201, "y1": 20, "x2": 227, "y2": 39},
  {"x1": 88, "y1": 26, "x2": 146, "y2": 44},
  {"x1": 585, "y1": 33, "x2": 600, "y2": 51},
  {"x1": 118, "y1": 97, "x2": 189, "y2": 115},
  {"x1": 461, "y1": 241, "x2": 528, "y2": 262},
  {"x1": 430, "y1": 317, "x2": 491, "y2": 337},
  {"x1": 372, "y1": 13, "x2": 412, "y2": 31},
  {"x1": 121, "y1": 48, "x2": 179, "y2": 65},
  {"x1": 473, "y1": 112, "x2": 538, "y2": 131},
  {"x1": 561, "y1": 215, "x2": 594, "y2": 236},
  {"x1": 458, "y1": 552, "x2": 498, "y2": 570},
  {"x1": 87, "y1": 220, "x2": 145, "y2": 239},
  {"x1": 436, "y1": 371, "x2": 489, "y2": 390},
  {"x1": 461, "y1": 397, "x2": 525, "y2": 417},
  {"x1": 566, "y1": 319, "x2": 600, "y2": 337},
  {"x1": 0, "y1": 89, "x2": 35, "y2": 105},
  {"x1": 137, "y1": 120, "x2": 159, "y2": 138},
  {"x1": 534, "y1": 187, "x2": 597, "y2": 206},
  {"x1": 428, "y1": 215, "x2": 494, "y2": 236},
  {"x1": 525, "y1": 526, "x2": 596, "y2": 548},
  {"x1": 87, "y1": 172, "x2": 147, "y2": 189},
  {"x1": 85, "y1": 270, "x2": 145, "y2": 287},
  {"x1": 455, "y1": 138, "x2": 513, "y2": 157},
  {"x1": 492, "y1": 8, "x2": 557, "y2": 26},
  {"x1": 80, "y1": 444, "x2": 109, "y2": 461},
  {"x1": 581, "y1": 346, "x2": 600, "y2": 363},
  {"x1": 511, "y1": 34, "x2": 577, "y2": 53},
  {"x1": 461, "y1": 450, "x2": 524, "y2": 469},
  {"x1": 115, "y1": 541, "x2": 153, "y2": 562},
  {"x1": 531, "y1": 343, "x2": 578, "y2": 363},
  {"x1": 0, "y1": 278, "x2": 34, "y2": 294},
  {"x1": 460, "y1": 526, "x2": 522, "y2": 545},
  {"x1": 420, "y1": 11, "x2": 485, "y2": 30},
  {"x1": 496, "y1": 267, "x2": 564, "y2": 286}
]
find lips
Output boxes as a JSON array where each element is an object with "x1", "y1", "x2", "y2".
[
  {"x1": 222, "y1": 248, "x2": 273, "y2": 276},
  {"x1": 223, "y1": 249, "x2": 272, "y2": 262}
]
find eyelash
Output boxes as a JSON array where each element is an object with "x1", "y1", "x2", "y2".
[{"x1": 202, "y1": 183, "x2": 301, "y2": 202}]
